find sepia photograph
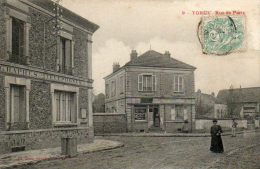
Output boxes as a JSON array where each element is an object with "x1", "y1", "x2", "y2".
[{"x1": 0, "y1": 0, "x2": 259, "y2": 168}]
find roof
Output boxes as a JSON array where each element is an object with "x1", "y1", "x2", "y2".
[
  {"x1": 28, "y1": 0, "x2": 99, "y2": 33},
  {"x1": 105, "y1": 50, "x2": 196, "y2": 79},
  {"x1": 125, "y1": 50, "x2": 196, "y2": 69},
  {"x1": 216, "y1": 87, "x2": 260, "y2": 104}
]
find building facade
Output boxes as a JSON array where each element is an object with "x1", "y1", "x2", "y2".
[
  {"x1": 216, "y1": 87, "x2": 260, "y2": 120},
  {"x1": 0, "y1": 0, "x2": 98, "y2": 154},
  {"x1": 104, "y1": 50, "x2": 196, "y2": 133}
]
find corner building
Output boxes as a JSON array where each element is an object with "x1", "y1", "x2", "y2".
[
  {"x1": 105, "y1": 50, "x2": 196, "y2": 133},
  {"x1": 0, "y1": 0, "x2": 99, "y2": 154}
]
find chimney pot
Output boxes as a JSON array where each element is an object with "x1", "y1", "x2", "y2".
[
  {"x1": 130, "y1": 50, "x2": 138, "y2": 61},
  {"x1": 164, "y1": 51, "x2": 171, "y2": 57},
  {"x1": 112, "y1": 62, "x2": 120, "y2": 73}
]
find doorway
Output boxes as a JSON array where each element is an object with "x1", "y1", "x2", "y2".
[{"x1": 153, "y1": 107, "x2": 160, "y2": 127}]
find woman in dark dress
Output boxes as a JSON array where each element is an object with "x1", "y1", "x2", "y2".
[{"x1": 210, "y1": 119, "x2": 224, "y2": 153}]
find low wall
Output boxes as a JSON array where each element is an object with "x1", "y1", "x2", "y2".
[
  {"x1": 195, "y1": 119, "x2": 248, "y2": 130},
  {"x1": 0, "y1": 127, "x2": 91, "y2": 154},
  {"x1": 93, "y1": 113, "x2": 127, "y2": 134}
]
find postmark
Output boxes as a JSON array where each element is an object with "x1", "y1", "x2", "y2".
[{"x1": 198, "y1": 16, "x2": 246, "y2": 55}]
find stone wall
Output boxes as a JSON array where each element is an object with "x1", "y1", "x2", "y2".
[
  {"x1": 126, "y1": 69, "x2": 195, "y2": 98},
  {"x1": 0, "y1": 75, "x2": 5, "y2": 130},
  {"x1": 29, "y1": 80, "x2": 52, "y2": 129},
  {"x1": 73, "y1": 29, "x2": 88, "y2": 79},
  {"x1": 79, "y1": 88, "x2": 88, "y2": 121},
  {"x1": 93, "y1": 113, "x2": 127, "y2": 134},
  {"x1": 0, "y1": 127, "x2": 91, "y2": 154},
  {"x1": 0, "y1": 3, "x2": 6, "y2": 60},
  {"x1": 195, "y1": 119, "x2": 248, "y2": 130},
  {"x1": 29, "y1": 8, "x2": 57, "y2": 70}
]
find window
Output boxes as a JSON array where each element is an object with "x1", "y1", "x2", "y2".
[
  {"x1": 119, "y1": 76, "x2": 124, "y2": 94},
  {"x1": 138, "y1": 74, "x2": 156, "y2": 92},
  {"x1": 175, "y1": 105, "x2": 184, "y2": 120},
  {"x1": 171, "y1": 106, "x2": 176, "y2": 120},
  {"x1": 58, "y1": 37, "x2": 73, "y2": 75},
  {"x1": 10, "y1": 18, "x2": 26, "y2": 64},
  {"x1": 105, "y1": 83, "x2": 110, "y2": 98},
  {"x1": 174, "y1": 75, "x2": 184, "y2": 93},
  {"x1": 10, "y1": 85, "x2": 26, "y2": 123},
  {"x1": 134, "y1": 106, "x2": 147, "y2": 121},
  {"x1": 111, "y1": 80, "x2": 116, "y2": 97},
  {"x1": 54, "y1": 91, "x2": 76, "y2": 123}
]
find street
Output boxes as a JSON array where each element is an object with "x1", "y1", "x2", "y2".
[{"x1": 17, "y1": 131, "x2": 260, "y2": 169}]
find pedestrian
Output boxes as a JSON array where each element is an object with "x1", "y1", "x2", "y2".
[
  {"x1": 210, "y1": 119, "x2": 224, "y2": 153},
  {"x1": 231, "y1": 118, "x2": 238, "y2": 137}
]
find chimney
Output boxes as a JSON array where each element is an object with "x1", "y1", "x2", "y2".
[
  {"x1": 130, "y1": 50, "x2": 138, "y2": 61},
  {"x1": 164, "y1": 51, "x2": 171, "y2": 58},
  {"x1": 112, "y1": 62, "x2": 120, "y2": 73}
]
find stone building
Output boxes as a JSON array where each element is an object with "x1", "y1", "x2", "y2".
[
  {"x1": 0, "y1": 0, "x2": 98, "y2": 154},
  {"x1": 104, "y1": 50, "x2": 196, "y2": 133},
  {"x1": 216, "y1": 87, "x2": 260, "y2": 119}
]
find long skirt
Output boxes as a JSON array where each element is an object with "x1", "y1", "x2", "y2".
[{"x1": 210, "y1": 136, "x2": 224, "y2": 153}]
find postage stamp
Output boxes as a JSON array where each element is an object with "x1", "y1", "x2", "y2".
[{"x1": 198, "y1": 16, "x2": 246, "y2": 55}]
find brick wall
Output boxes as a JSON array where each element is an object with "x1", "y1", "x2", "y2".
[
  {"x1": 93, "y1": 113, "x2": 127, "y2": 134},
  {"x1": 29, "y1": 81, "x2": 52, "y2": 129}
]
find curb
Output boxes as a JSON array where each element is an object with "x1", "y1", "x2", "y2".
[
  {"x1": 96, "y1": 129, "x2": 259, "y2": 137},
  {"x1": 0, "y1": 141, "x2": 124, "y2": 169}
]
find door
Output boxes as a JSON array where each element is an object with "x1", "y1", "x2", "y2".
[{"x1": 153, "y1": 108, "x2": 160, "y2": 127}]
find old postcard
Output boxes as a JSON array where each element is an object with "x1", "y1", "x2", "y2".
[{"x1": 0, "y1": 0, "x2": 259, "y2": 169}]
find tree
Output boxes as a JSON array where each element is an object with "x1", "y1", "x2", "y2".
[{"x1": 92, "y1": 93, "x2": 105, "y2": 113}]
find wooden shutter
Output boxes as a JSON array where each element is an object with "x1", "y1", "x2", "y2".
[
  {"x1": 171, "y1": 106, "x2": 176, "y2": 120},
  {"x1": 138, "y1": 74, "x2": 143, "y2": 91},
  {"x1": 152, "y1": 75, "x2": 156, "y2": 91},
  {"x1": 71, "y1": 40, "x2": 75, "y2": 74},
  {"x1": 65, "y1": 40, "x2": 71, "y2": 74}
]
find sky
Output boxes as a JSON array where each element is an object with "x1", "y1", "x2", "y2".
[{"x1": 61, "y1": 0, "x2": 260, "y2": 95}]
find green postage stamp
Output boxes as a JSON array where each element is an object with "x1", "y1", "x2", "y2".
[{"x1": 198, "y1": 16, "x2": 246, "y2": 55}]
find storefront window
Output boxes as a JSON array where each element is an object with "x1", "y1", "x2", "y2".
[{"x1": 134, "y1": 106, "x2": 147, "y2": 121}]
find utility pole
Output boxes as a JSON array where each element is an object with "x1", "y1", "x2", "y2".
[{"x1": 43, "y1": 0, "x2": 63, "y2": 69}]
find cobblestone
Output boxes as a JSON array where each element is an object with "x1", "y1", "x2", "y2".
[{"x1": 14, "y1": 131, "x2": 260, "y2": 169}]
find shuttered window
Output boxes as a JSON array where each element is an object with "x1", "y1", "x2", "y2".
[
  {"x1": 58, "y1": 37, "x2": 74, "y2": 75},
  {"x1": 10, "y1": 85, "x2": 26, "y2": 123},
  {"x1": 174, "y1": 75, "x2": 184, "y2": 92},
  {"x1": 138, "y1": 74, "x2": 156, "y2": 92},
  {"x1": 10, "y1": 17, "x2": 26, "y2": 64},
  {"x1": 54, "y1": 91, "x2": 76, "y2": 123}
]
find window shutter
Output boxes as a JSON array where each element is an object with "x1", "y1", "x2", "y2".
[
  {"x1": 184, "y1": 108, "x2": 188, "y2": 120},
  {"x1": 138, "y1": 74, "x2": 143, "y2": 91},
  {"x1": 71, "y1": 40, "x2": 75, "y2": 74},
  {"x1": 152, "y1": 75, "x2": 156, "y2": 91},
  {"x1": 173, "y1": 75, "x2": 177, "y2": 92},
  {"x1": 171, "y1": 106, "x2": 176, "y2": 120},
  {"x1": 65, "y1": 40, "x2": 71, "y2": 74}
]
